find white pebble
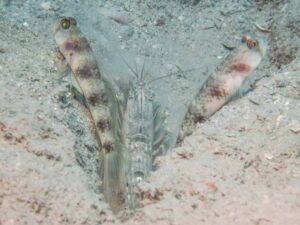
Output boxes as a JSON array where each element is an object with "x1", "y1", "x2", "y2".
[
  {"x1": 276, "y1": 115, "x2": 284, "y2": 127},
  {"x1": 264, "y1": 153, "x2": 274, "y2": 160},
  {"x1": 178, "y1": 15, "x2": 184, "y2": 21},
  {"x1": 40, "y1": 2, "x2": 52, "y2": 11},
  {"x1": 289, "y1": 120, "x2": 300, "y2": 134}
]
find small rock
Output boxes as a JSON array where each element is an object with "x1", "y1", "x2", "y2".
[
  {"x1": 152, "y1": 44, "x2": 159, "y2": 49},
  {"x1": 264, "y1": 153, "x2": 274, "y2": 160},
  {"x1": 178, "y1": 15, "x2": 184, "y2": 21},
  {"x1": 120, "y1": 27, "x2": 134, "y2": 40},
  {"x1": 108, "y1": 13, "x2": 129, "y2": 25},
  {"x1": 0, "y1": 122, "x2": 6, "y2": 131},
  {"x1": 222, "y1": 42, "x2": 235, "y2": 50},
  {"x1": 40, "y1": 2, "x2": 59, "y2": 11},
  {"x1": 136, "y1": 17, "x2": 147, "y2": 27},
  {"x1": 248, "y1": 97, "x2": 260, "y2": 105},
  {"x1": 289, "y1": 120, "x2": 300, "y2": 133},
  {"x1": 154, "y1": 16, "x2": 166, "y2": 26},
  {"x1": 40, "y1": 2, "x2": 52, "y2": 11},
  {"x1": 192, "y1": 0, "x2": 200, "y2": 5},
  {"x1": 276, "y1": 115, "x2": 284, "y2": 127},
  {"x1": 275, "y1": 79, "x2": 286, "y2": 88}
]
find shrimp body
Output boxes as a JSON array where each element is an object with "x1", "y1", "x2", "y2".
[{"x1": 121, "y1": 80, "x2": 154, "y2": 209}]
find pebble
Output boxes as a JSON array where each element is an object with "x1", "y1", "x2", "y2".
[
  {"x1": 275, "y1": 115, "x2": 284, "y2": 127},
  {"x1": 248, "y1": 97, "x2": 260, "y2": 105},
  {"x1": 178, "y1": 15, "x2": 184, "y2": 21},
  {"x1": 154, "y1": 16, "x2": 166, "y2": 26},
  {"x1": 40, "y1": 2, "x2": 52, "y2": 11},
  {"x1": 264, "y1": 153, "x2": 274, "y2": 160},
  {"x1": 104, "y1": 11, "x2": 129, "y2": 25},
  {"x1": 118, "y1": 26, "x2": 134, "y2": 41},
  {"x1": 136, "y1": 17, "x2": 147, "y2": 27},
  {"x1": 288, "y1": 120, "x2": 300, "y2": 134}
]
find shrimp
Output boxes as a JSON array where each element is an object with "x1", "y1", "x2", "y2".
[{"x1": 119, "y1": 62, "x2": 171, "y2": 210}]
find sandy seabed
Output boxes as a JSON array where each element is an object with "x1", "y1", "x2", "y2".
[{"x1": 0, "y1": 0, "x2": 300, "y2": 224}]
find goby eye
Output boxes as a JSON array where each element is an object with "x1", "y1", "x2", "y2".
[{"x1": 61, "y1": 18, "x2": 70, "y2": 29}]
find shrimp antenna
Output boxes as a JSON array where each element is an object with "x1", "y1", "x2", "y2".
[
  {"x1": 134, "y1": 59, "x2": 139, "y2": 79},
  {"x1": 140, "y1": 56, "x2": 147, "y2": 81},
  {"x1": 119, "y1": 53, "x2": 139, "y2": 79},
  {"x1": 147, "y1": 67, "x2": 199, "y2": 85}
]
